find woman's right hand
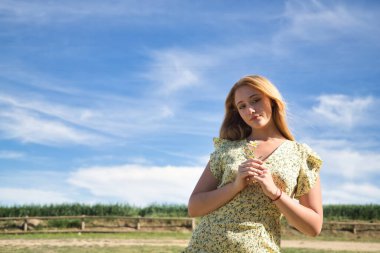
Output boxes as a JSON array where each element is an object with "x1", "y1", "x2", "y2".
[{"x1": 233, "y1": 158, "x2": 266, "y2": 192}]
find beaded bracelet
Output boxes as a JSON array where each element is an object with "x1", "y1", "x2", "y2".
[{"x1": 272, "y1": 189, "x2": 282, "y2": 202}]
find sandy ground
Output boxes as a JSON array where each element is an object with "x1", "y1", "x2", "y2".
[
  {"x1": 281, "y1": 240, "x2": 380, "y2": 252},
  {"x1": 0, "y1": 239, "x2": 380, "y2": 251}
]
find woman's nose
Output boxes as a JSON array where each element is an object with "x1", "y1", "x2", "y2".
[{"x1": 246, "y1": 106, "x2": 255, "y2": 114}]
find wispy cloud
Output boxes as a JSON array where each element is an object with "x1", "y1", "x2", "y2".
[
  {"x1": 143, "y1": 48, "x2": 215, "y2": 96},
  {"x1": 0, "y1": 0, "x2": 167, "y2": 24},
  {"x1": 0, "y1": 150, "x2": 24, "y2": 159},
  {"x1": 0, "y1": 85, "x2": 178, "y2": 146},
  {"x1": 270, "y1": 0, "x2": 379, "y2": 55},
  {"x1": 283, "y1": 0, "x2": 365, "y2": 41},
  {"x1": 0, "y1": 67, "x2": 80, "y2": 95},
  {"x1": 291, "y1": 91, "x2": 380, "y2": 204},
  {"x1": 0, "y1": 107, "x2": 106, "y2": 146},
  {"x1": 0, "y1": 58, "x2": 221, "y2": 146},
  {"x1": 68, "y1": 164, "x2": 203, "y2": 206},
  {"x1": 290, "y1": 93, "x2": 379, "y2": 138},
  {"x1": 296, "y1": 95, "x2": 380, "y2": 183},
  {"x1": 285, "y1": 0, "x2": 364, "y2": 40},
  {"x1": 312, "y1": 94, "x2": 374, "y2": 129},
  {"x1": 0, "y1": 187, "x2": 72, "y2": 205}
]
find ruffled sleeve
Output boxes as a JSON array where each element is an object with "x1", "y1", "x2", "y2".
[
  {"x1": 209, "y1": 137, "x2": 226, "y2": 183},
  {"x1": 294, "y1": 143, "x2": 323, "y2": 199}
]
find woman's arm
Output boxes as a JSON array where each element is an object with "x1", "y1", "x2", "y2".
[
  {"x1": 188, "y1": 161, "x2": 254, "y2": 217},
  {"x1": 273, "y1": 177, "x2": 323, "y2": 236},
  {"x1": 242, "y1": 159, "x2": 323, "y2": 236}
]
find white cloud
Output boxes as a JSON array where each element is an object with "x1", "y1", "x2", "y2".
[
  {"x1": 312, "y1": 94, "x2": 374, "y2": 129},
  {"x1": 68, "y1": 164, "x2": 203, "y2": 206},
  {"x1": 301, "y1": 138, "x2": 380, "y2": 180},
  {"x1": 0, "y1": 88, "x2": 178, "y2": 146},
  {"x1": 295, "y1": 137, "x2": 380, "y2": 204},
  {"x1": 281, "y1": 0, "x2": 370, "y2": 42},
  {"x1": 0, "y1": 187, "x2": 71, "y2": 205},
  {"x1": 289, "y1": 94, "x2": 379, "y2": 145},
  {"x1": 0, "y1": 62, "x2": 221, "y2": 146},
  {"x1": 291, "y1": 92, "x2": 380, "y2": 204},
  {"x1": 0, "y1": 93, "x2": 96, "y2": 125},
  {"x1": 323, "y1": 183, "x2": 380, "y2": 204},
  {"x1": 0, "y1": 108, "x2": 106, "y2": 146},
  {"x1": 319, "y1": 146, "x2": 380, "y2": 180}
]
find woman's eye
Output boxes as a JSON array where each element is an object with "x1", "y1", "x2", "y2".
[
  {"x1": 238, "y1": 104, "x2": 246, "y2": 110},
  {"x1": 250, "y1": 98, "x2": 260, "y2": 104}
]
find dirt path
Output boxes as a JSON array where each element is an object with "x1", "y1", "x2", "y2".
[
  {"x1": 282, "y1": 240, "x2": 380, "y2": 252},
  {"x1": 0, "y1": 239, "x2": 380, "y2": 251}
]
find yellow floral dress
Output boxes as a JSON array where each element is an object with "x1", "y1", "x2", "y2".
[{"x1": 184, "y1": 137, "x2": 322, "y2": 253}]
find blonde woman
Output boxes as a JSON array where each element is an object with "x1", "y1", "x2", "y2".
[{"x1": 184, "y1": 75, "x2": 323, "y2": 253}]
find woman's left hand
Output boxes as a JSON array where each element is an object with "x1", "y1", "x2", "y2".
[{"x1": 241, "y1": 159, "x2": 279, "y2": 200}]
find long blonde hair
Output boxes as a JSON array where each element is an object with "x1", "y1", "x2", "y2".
[{"x1": 220, "y1": 75, "x2": 294, "y2": 141}]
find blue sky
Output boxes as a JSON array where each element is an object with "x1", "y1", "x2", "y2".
[{"x1": 0, "y1": 0, "x2": 379, "y2": 206}]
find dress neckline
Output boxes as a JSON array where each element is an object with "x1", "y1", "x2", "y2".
[{"x1": 244, "y1": 139, "x2": 289, "y2": 162}]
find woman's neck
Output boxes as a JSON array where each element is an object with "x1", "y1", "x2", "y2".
[{"x1": 248, "y1": 124, "x2": 284, "y2": 141}]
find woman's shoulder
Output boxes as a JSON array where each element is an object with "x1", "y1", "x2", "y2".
[
  {"x1": 291, "y1": 141, "x2": 322, "y2": 163},
  {"x1": 212, "y1": 137, "x2": 244, "y2": 150},
  {"x1": 291, "y1": 141, "x2": 316, "y2": 154}
]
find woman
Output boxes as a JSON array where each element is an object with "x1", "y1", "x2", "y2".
[{"x1": 184, "y1": 75, "x2": 323, "y2": 253}]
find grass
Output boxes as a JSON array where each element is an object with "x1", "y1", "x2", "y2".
[
  {"x1": 0, "y1": 230, "x2": 378, "y2": 242},
  {"x1": 283, "y1": 249, "x2": 375, "y2": 253},
  {"x1": 283, "y1": 234, "x2": 380, "y2": 243},
  {"x1": 0, "y1": 232, "x2": 189, "y2": 253},
  {"x1": 0, "y1": 246, "x2": 376, "y2": 253},
  {"x1": 0, "y1": 231, "x2": 192, "y2": 240},
  {"x1": 0, "y1": 246, "x2": 184, "y2": 253},
  {"x1": 282, "y1": 229, "x2": 380, "y2": 243}
]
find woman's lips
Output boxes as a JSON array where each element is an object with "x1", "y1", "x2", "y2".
[{"x1": 250, "y1": 115, "x2": 260, "y2": 121}]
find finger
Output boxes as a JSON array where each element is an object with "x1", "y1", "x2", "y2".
[
  {"x1": 239, "y1": 164, "x2": 259, "y2": 172},
  {"x1": 240, "y1": 162, "x2": 266, "y2": 170},
  {"x1": 246, "y1": 171, "x2": 262, "y2": 177},
  {"x1": 252, "y1": 164, "x2": 268, "y2": 170},
  {"x1": 243, "y1": 159, "x2": 265, "y2": 166},
  {"x1": 256, "y1": 171, "x2": 270, "y2": 179},
  {"x1": 242, "y1": 159, "x2": 263, "y2": 165},
  {"x1": 239, "y1": 167, "x2": 266, "y2": 175},
  {"x1": 244, "y1": 163, "x2": 267, "y2": 172},
  {"x1": 240, "y1": 171, "x2": 261, "y2": 180}
]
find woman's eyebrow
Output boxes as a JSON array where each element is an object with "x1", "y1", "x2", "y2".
[
  {"x1": 249, "y1": 94, "x2": 260, "y2": 98},
  {"x1": 236, "y1": 94, "x2": 260, "y2": 105}
]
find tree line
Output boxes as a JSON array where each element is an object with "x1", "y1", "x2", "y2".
[{"x1": 0, "y1": 204, "x2": 379, "y2": 221}]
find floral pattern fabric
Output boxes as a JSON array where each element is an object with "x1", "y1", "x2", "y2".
[{"x1": 184, "y1": 137, "x2": 322, "y2": 253}]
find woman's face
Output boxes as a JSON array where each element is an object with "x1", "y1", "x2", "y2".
[{"x1": 234, "y1": 85, "x2": 273, "y2": 130}]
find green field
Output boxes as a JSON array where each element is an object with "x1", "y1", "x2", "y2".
[
  {"x1": 1, "y1": 203, "x2": 379, "y2": 221},
  {"x1": 0, "y1": 231, "x2": 191, "y2": 240}
]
